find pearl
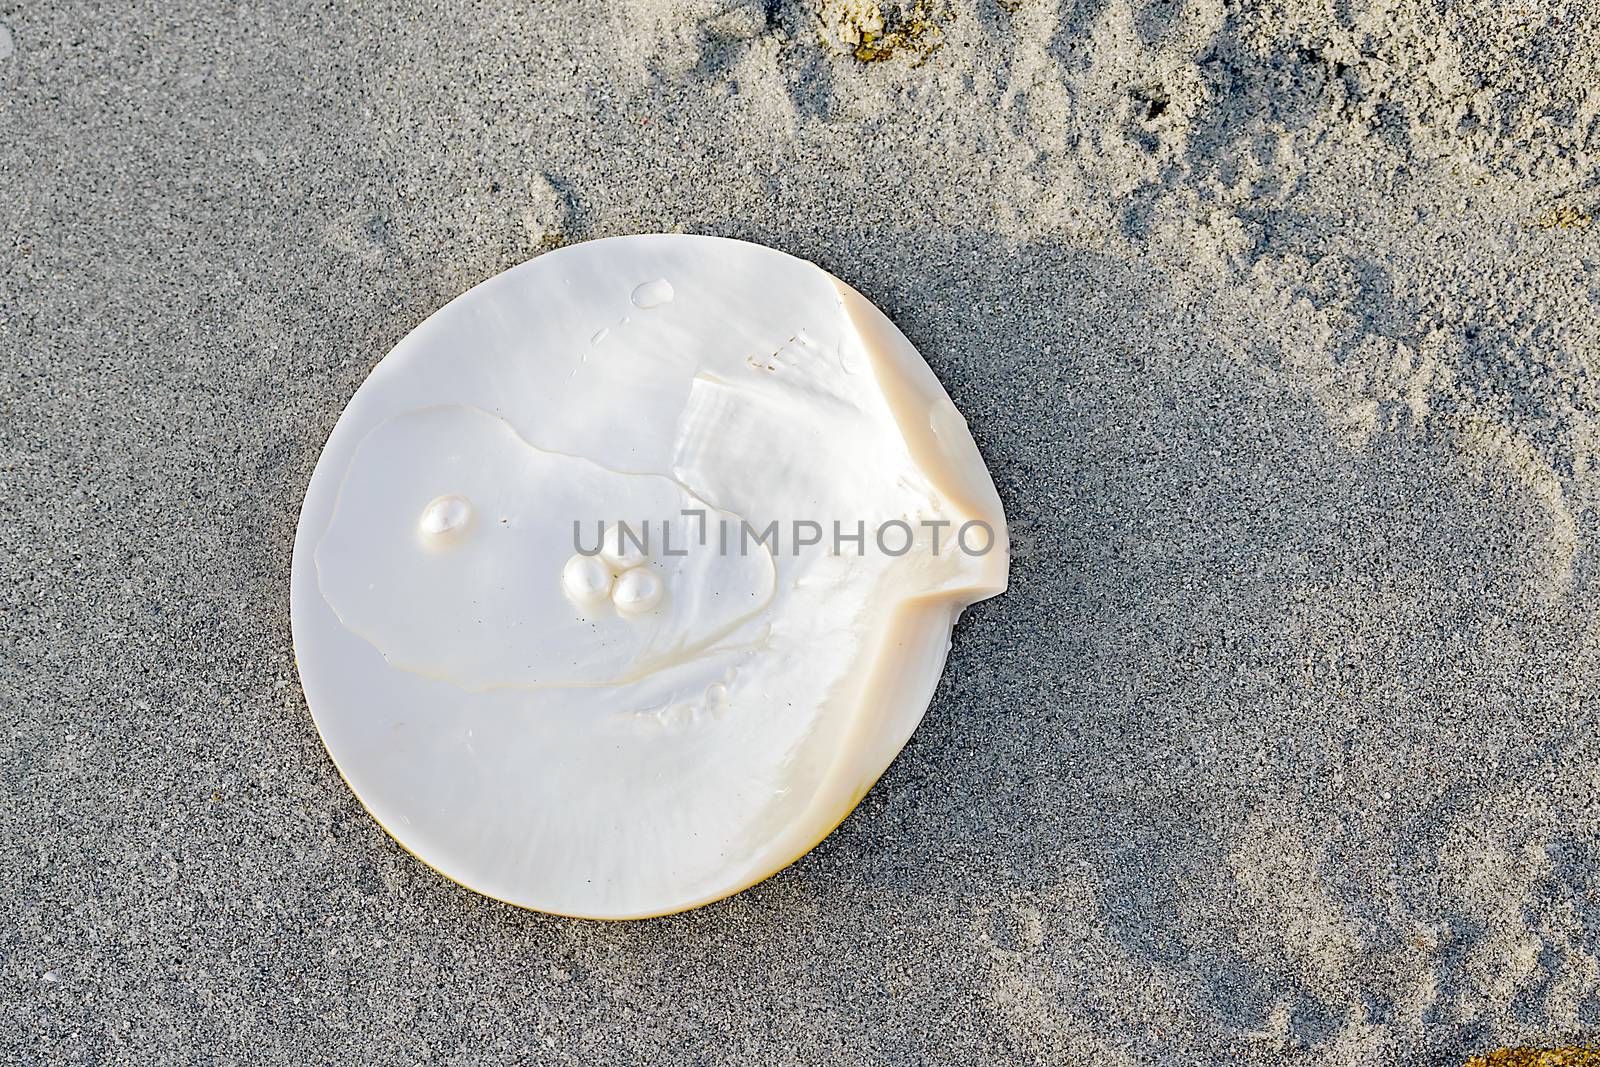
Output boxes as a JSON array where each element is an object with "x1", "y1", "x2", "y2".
[
  {"x1": 418, "y1": 494, "x2": 472, "y2": 542},
  {"x1": 561, "y1": 554, "x2": 614, "y2": 607},
  {"x1": 611, "y1": 566, "x2": 664, "y2": 615},
  {"x1": 599, "y1": 523, "x2": 649, "y2": 570}
]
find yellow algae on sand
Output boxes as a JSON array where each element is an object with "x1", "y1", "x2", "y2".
[
  {"x1": 819, "y1": 0, "x2": 945, "y2": 63},
  {"x1": 1529, "y1": 205, "x2": 1593, "y2": 230},
  {"x1": 1464, "y1": 1048, "x2": 1600, "y2": 1067}
]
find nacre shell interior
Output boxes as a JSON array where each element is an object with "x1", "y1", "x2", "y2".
[{"x1": 291, "y1": 234, "x2": 1008, "y2": 918}]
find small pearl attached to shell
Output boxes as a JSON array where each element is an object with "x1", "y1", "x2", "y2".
[
  {"x1": 599, "y1": 524, "x2": 649, "y2": 570},
  {"x1": 561, "y1": 554, "x2": 614, "y2": 607},
  {"x1": 418, "y1": 494, "x2": 473, "y2": 544},
  {"x1": 611, "y1": 567, "x2": 664, "y2": 615}
]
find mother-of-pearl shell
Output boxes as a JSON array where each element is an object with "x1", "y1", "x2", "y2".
[{"x1": 291, "y1": 234, "x2": 1008, "y2": 918}]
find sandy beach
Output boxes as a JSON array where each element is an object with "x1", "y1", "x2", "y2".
[{"x1": 3, "y1": 0, "x2": 1599, "y2": 1062}]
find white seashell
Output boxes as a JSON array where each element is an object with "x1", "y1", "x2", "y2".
[{"x1": 291, "y1": 234, "x2": 1009, "y2": 919}]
